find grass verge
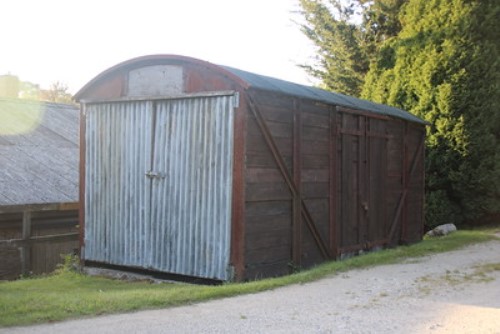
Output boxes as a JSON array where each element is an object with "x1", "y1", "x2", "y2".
[{"x1": 0, "y1": 230, "x2": 498, "y2": 328}]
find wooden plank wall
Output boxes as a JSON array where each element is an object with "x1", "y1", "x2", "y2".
[
  {"x1": 386, "y1": 119, "x2": 405, "y2": 245},
  {"x1": 244, "y1": 92, "x2": 294, "y2": 279},
  {"x1": 403, "y1": 125, "x2": 426, "y2": 243},
  {"x1": 337, "y1": 112, "x2": 363, "y2": 251},
  {"x1": 0, "y1": 213, "x2": 21, "y2": 280},
  {"x1": 367, "y1": 118, "x2": 389, "y2": 243},
  {"x1": 243, "y1": 92, "x2": 333, "y2": 278},
  {"x1": 299, "y1": 100, "x2": 331, "y2": 267},
  {"x1": 0, "y1": 210, "x2": 79, "y2": 280},
  {"x1": 242, "y1": 90, "x2": 426, "y2": 280}
]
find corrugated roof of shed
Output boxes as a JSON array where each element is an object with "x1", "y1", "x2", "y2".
[
  {"x1": 74, "y1": 55, "x2": 426, "y2": 125},
  {"x1": 221, "y1": 66, "x2": 427, "y2": 125},
  {"x1": 0, "y1": 99, "x2": 79, "y2": 207}
]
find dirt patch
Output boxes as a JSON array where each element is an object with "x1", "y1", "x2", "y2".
[{"x1": 83, "y1": 267, "x2": 171, "y2": 284}]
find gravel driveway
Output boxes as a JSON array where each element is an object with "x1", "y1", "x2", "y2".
[{"x1": 4, "y1": 239, "x2": 500, "y2": 334}]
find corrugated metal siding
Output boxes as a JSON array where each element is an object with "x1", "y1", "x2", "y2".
[
  {"x1": 84, "y1": 101, "x2": 153, "y2": 265},
  {"x1": 84, "y1": 94, "x2": 236, "y2": 280}
]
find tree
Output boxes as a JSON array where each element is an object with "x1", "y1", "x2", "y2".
[
  {"x1": 39, "y1": 81, "x2": 73, "y2": 104},
  {"x1": 298, "y1": 0, "x2": 406, "y2": 96},
  {"x1": 360, "y1": 0, "x2": 406, "y2": 63},
  {"x1": 7, "y1": 78, "x2": 74, "y2": 104},
  {"x1": 362, "y1": 0, "x2": 500, "y2": 226},
  {"x1": 298, "y1": 0, "x2": 369, "y2": 96}
]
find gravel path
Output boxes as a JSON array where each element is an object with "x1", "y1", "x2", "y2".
[{"x1": 4, "y1": 240, "x2": 500, "y2": 334}]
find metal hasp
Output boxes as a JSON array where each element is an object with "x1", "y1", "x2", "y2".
[{"x1": 145, "y1": 171, "x2": 166, "y2": 179}]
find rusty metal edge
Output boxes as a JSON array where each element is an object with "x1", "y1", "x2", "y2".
[
  {"x1": 79, "y1": 105, "x2": 86, "y2": 264},
  {"x1": 74, "y1": 55, "x2": 250, "y2": 101},
  {"x1": 79, "y1": 90, "x2": 238, "y2": 104}
]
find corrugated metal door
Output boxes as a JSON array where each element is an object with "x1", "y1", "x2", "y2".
[
  {"x1": 84, "y1": 93, "x2": 237, "y2": 280},
  {"x1": 84, "y1": 101, "x2": 153, "y2": 265},
  {"x1": 149, "y1": 96, "x2": 236, "y2": 280}
]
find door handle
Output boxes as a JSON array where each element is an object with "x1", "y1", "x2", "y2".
[{"x1": 145, "y1": 171, "x2": 166, "y2": 179}]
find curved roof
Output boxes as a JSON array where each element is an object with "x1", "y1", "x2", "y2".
[
  {"x1": 74, "y1": 55, "x2": 249, "y2": 100},
  {"x1": 76, "y1": 55, "x2": 426, "y2": 125}
]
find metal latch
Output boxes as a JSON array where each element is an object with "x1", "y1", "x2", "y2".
[{"x1": 145, "y1": 171, "x2": 166, "y2": 179}]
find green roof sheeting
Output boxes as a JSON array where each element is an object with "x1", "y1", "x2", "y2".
[{"x1": 222, "y1": 66, "x2": 427, "y2": 125}]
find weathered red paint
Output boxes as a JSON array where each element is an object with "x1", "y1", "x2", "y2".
[
  {"x1": 230, "y1": 91, "x2": 247, "y2": 281},
  {"x1": 78, "y1": 106, "x2": 86, "y2": 263},
  {"x1": 75, "y1": 55, "x2": 249, "y2": 101}
]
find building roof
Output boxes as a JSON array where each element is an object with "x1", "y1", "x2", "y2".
[
  {"x1": 0, "y1": 99, "x2": 79, "y2": 207},
  {"x1": 75, "y1": 55, "x2": 427, "y2": 125},
  {"x1": 222, "y1": 66, "x2": 427, "y2": 125}
]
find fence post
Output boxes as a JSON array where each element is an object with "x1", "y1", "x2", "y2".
[{"x1": 20, "y1": 210, "x2": 32, "y2": 275}]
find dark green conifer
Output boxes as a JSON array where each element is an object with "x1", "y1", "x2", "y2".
[{"x1": 362, "y1": 0, "x2": 500, "y2": 226}]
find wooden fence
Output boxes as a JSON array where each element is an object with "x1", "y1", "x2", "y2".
[{"x1": 0, "y1": 203, "x2": 79, "y2": 280}]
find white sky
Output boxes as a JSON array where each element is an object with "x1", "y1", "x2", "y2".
[{"x1": 0, "y1": 0, "x2": 317, "y2": 94}]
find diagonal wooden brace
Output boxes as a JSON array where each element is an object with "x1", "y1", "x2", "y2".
[{"x1": 246, "y1": 94, "x2": 332, "y2": 260}]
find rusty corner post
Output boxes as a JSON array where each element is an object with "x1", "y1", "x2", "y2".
[
  {"x1": 230, "y1": 90, "x2": 246, "y2": 281},
  {"x1": 78, "y1": 104, "x2": 87, "y2": 265}
]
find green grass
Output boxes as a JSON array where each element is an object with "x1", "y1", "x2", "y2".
[{"x1": 0, "y1": 230, "x2": 498, "y2": 328}]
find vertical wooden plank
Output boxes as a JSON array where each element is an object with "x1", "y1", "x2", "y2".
[
  {"x1": 20, "y1": 210, "x2": 32, "y2": 275},
  {"x1": 364, "y1": 117, "x2": 370, "y2": 244},
  {"x1": 292, "y1": 99, "x2": 302, "y2": 268},
  {"x1": 366, "y1": 120, "x2": 388, "y2": 242},
  {"x1": 230, "y1": 91, "x2": 246, "y2": 281},
  {"x1": 336, "y1": 110, "x2": 343, "y2": 253},
  {"x1": 343, "y1": 113, "x2": 358, "y2": 248},
  {"x1": 340, "y1": 114, "x2": 351, "y2": 248},
  {"x1": 356, "y1": 116, "x2": 364, "y2": 246},
  {"x1": 401, "y1": 122, "x2": 409, "y2": 242},
  {"x1": 330, "y1": 106, "x2": 338, "y2": 257}
]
